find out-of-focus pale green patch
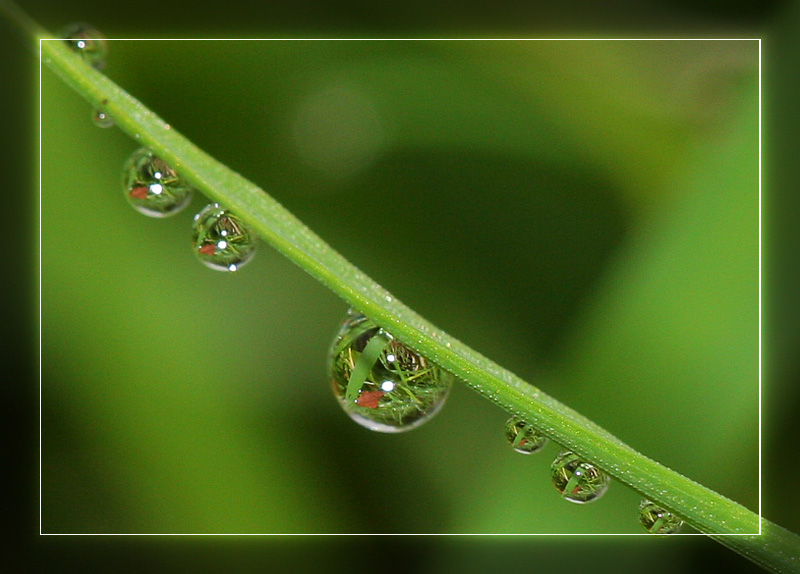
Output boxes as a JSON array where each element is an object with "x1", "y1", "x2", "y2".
[{"x1": 556, "y1": 78, "x2": 759, "y2": 502}]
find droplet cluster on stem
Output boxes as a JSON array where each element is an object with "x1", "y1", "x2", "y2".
[{"x1": 64, "y1": 26, "x2": 257, "y2": 273}]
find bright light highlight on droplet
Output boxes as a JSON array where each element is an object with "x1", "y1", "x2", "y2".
[
  {"x1": 380, "y1": 381, "x2": 395, "y2": 392},
  {"x1": 149, "y1": 183, "x2": 163, "y2": 195},
  {"x1": 217, "y1": 240, "x2": 228, "y2": 250}
]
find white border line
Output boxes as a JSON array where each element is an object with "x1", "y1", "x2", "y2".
[
  {"x1": 757, "y1": 37, "x2": 762, "y2": 536},
  {"x1": 38, "y1": 37, "x2": 43, "y2": 538},
  {"x1": 39, "y1": 38, "x2": 762, "y2": 537}
]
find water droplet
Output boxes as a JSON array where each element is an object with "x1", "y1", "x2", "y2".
[
  {"x1": 191, "y1": 203, "x2": 256, "y2": 272},
  {"x1": 550, "y1": 450, "x2": 610, "y2": 504},
  {"x1": 60, "y1": 23, "x2": 108, "y2": 70},
  {"x1": 639, "y1": 500, "x2": 683, "y2": 534},
  {"x1": 122, "y1": 148, "x2": 194, "y2": 217},
  {"x1": 328, "y1": 310, "x2": 453, "y2": 433},
  {"x1": 92, "y1": 109, "x2": 114, "y2": 128},
  {"x1": 504, "y1": 416, "x2": 548, "y2": 454}
]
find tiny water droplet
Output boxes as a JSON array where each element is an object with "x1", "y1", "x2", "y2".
[
  {"x1": 92, "y1": 109, "x2": 114, "y2": 128},
  {"x1": 191, "y1": 203, "x2": 256, "y2": 272},
  {"x1": 60, "y1": 23, "x2": 108, "y2": 70},
  {"x1": 122, "y1": 148, "x2": 194, "y2": 217},
  {"x1": 328, "y1": 310, "x2": 453, "y2": 433},
  {"x1": 504, "y1": 416, "x2": 548, "y2": 454},
  {"x1": 639, "y1": 500, "x2": 683, "y2": 534},
  {"x1": 550, "y1": 450, "x2": 610, "y2": 504}
]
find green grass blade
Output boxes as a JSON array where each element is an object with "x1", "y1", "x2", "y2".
[{"x1": 345, "y1": 331, "x2": 389, "y2": 402}]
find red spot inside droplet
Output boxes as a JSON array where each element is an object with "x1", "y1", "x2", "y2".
[
  {"x1": 130, "y1": 186, "x2": 149, "y2": 199},
  {"x1": 199, "y1": 244, "x2": 216, "y2": 255},
  {"x1": 356, "y1": 390, "x2": 385, "y2": 409}
]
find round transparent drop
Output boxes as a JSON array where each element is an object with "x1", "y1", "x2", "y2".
[
  {"x1": 60, "y1": 23, "x2": 108, "y2": 70},
  {"x1": 122, "y1": 148, "x2": 194, "y2": 217},
  {"x1": 550, "y1": 450, "x2": 610, "y2": 504},
  {"x1": 191, "y1": 204, "x2": 256, "y2": 272},
  {"x1": 639, "y1": 500, "x2": 683, "y2": 534},
  {"x1": 328, "y1": 310, "x2": 453, "y2": 433},
  {"x1": 92, "y1": 109, "x2": 114, "y2": 128},
  {"x1": 504, "y1": 416, "x2": 548, "y2": 454}
]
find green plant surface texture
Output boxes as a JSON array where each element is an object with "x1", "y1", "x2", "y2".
[{"x1": 12, "y1": 0, "x2": 797, "y2": 569}]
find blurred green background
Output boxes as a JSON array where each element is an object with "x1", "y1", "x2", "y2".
[{"x1": 6, "y1": 0, "x2": 798, "y2": 571}]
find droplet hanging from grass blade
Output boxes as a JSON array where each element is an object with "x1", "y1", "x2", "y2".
[
  {"x1": 122, "y1": 147, "x2": 194, "y2": 217},
  {"x1": 192, "y1": 203, "x2": 256, "y2": 272},
  {"x1": 550, "y1": 450, "x2": 610, "y2": 504},
  {"x1": 60, "y1": 23, "x2": 108, "y2": 70},
  {"x1": 92, "y1": 109, "x2": 114, "y2": 128},
  {"x1": 639, "y1": 500, "x2": 683, "y2": 534},
  {"x1": 328, "y1": 310, "x2": 453, "y2": 433},
  {"x1": 504, "y1": 416, "x2": 548, "y2": 454}
]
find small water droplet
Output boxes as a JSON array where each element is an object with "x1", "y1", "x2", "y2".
[
  {"x1": 122, "y1": 147, "x2": 194, "y2": 217},
  {"x1": 639, "y1": 500, "x2": 683, "y2": 534},
  {"x1": 504, "y1": 416, "x2": 548, "y2": 454},
  {"x1": 60, "y1": 23, "x2": 108, "y2": 70},
  {"x1": 550, "y1": 450, "x2": 610, "y2": 504},
  {"x1": 92, "y1": 109, "x2": 114, "y2": 128},
  {"x1": 191, "y1": 203, "x2": 256, "y2": 272},
  {"x1": 328, "y1": 310, "x2": 453, "y2": 433}
]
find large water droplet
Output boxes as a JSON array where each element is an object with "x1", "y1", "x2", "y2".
[
  {"x1": 122, "y1": 147, "x2": 194, "y2": 217},
  {"x1": 639, "y1": 500, "x2": 683, "y2": 534},
  {"x1": 191, "y1": 203, "x2": 256, "y2": 272},
  {"x1": 504, "y1": 416, "x2": 548, "y2": 454},
  {"x1": 92, "y1": 109, "x2": 114, "y2": 128},
  {"x1": 550, "y1": 450, "x2": 610, "y2": 504},
  {"x1": 60, "y1": 23, "x2": 108, "y2": 70},
  {"x1": 328, "y1": 310, "x2": 453, "y2": 433}
]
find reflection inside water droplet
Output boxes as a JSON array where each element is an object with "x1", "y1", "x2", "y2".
[
  {"x1": 550, "y1": 450, "x2": 610, "y2": 504},
  {"x1": 191, "y1": 203, "x2": 256, "y2": 272},
  {"x1": 639, "y1": 500, "x2": 683, "y2": 534},
  {"x1": 122, "y1": 147, "x2": 194, "y2": 217},
  {"x1": 504, "y1": 416, "x2": 548, "y2": 454},
  {"x1": 328, "y1": 309, "x2": 453, "y2": 433}
]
